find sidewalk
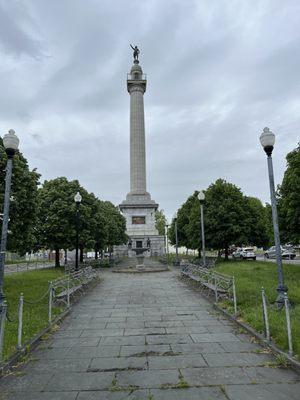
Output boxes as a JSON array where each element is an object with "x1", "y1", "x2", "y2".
[
  {"x1": 4, "y1": 262, "x2": 54, "y2": 275},
  {"x1": 0, "y1": 268, "x2": 299, "y2": 399}
]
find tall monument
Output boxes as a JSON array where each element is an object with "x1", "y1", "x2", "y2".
[{"x1": 117, "y1": 46, "x2": 165, "y2": 257}]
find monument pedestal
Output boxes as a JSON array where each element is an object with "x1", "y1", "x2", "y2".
[{"x1": 115, "y1": 193, "x2": 165, "y2": 257}]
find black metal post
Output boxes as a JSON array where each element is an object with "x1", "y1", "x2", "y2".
[
  {"x1": 175, "y1": 219, "x2": 179, "y2": 265},
  {"x1": 200, "y1": 202, "x2": 206, "y2": 266},
  {"x1": 75, "y1": 202, "x2": 80, "y2": 270},
  {"x1": 165, "y1": 224, "x2": 169, "y2": 258},
  {"x1": 0, "y1": 150, "x2": 15, "y2": 310}
]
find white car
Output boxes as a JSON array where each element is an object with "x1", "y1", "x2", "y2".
[
  {"x1": 264, "y1": 246, "x2": 296, "y2": 260},
  {"x1": 233, "y1": 247, "x2": 256, "y2": 260}
]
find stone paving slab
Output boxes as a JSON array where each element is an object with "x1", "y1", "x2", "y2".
[
  {"x1": 224, "y1": 383, "x2": 300, "y2": 399},
  {"x1": 77, "y1": 391, "x2": 149, "y2": 400},
  {"x1": 0, "y1": 267, "x2": 299, "y2": 400},
  {"x1": 64, "y1": 345, "x2": 121, "y2": 358},
  {"x1": 44, "y1": 371, "x2": 115, "y2": 391},
  {"x1": 88, "y1": 356, "x2": 147, "y2": 371},
  {"x1": 1, "y1": 392, "x2": 78, "y2": 400},
  {"x1": 150, "y1": 387, "x2": 227, "y2": 399},
  {"x1": 148, "y1": 354, "x2": 207, "y2": 369},
  {"x1": 119, "y1": 344, "x2": 171, "y2": 357},
  {"x1": 203, "y1": 352, "x2": 274, "y2": 367},
  {"x1": 25, "y1": 358, "x2": 92, "y2": 372}
]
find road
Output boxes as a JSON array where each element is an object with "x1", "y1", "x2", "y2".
[{"x1": 256, "y1": 255, "x2": 300, "y2": 265}]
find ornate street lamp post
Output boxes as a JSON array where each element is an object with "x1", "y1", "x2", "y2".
[
  {"x1": 0, "y1": 129, "x2": 19, "y2": 310},
  {"x1": 74, "y1": 192, "x2": 82, "y2": 270},
  {"x1": 198, "y1": 190, "x2": 206, "y2": 266},
  {"x1": 174, "y1": 212, "x2": 179, "y2": 266},
  {"x1": 260, "y1": 127, "x2": 287, "y2": 307}
]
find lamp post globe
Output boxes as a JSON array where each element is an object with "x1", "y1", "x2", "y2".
[
  {"x1": 74, "y1": 192, "x2": 82, "y2": 204},
  {"x1": 198, "y1": 190, "x2": 206, "y2": 266},
  {"x1": 0, "y1": 129, "x2": 19, "y2": 312},
  {"x1": 260, "y1": 127, "x2": 275, "y2": 156},
  {"x1": 260, "y1": 127, "x2": 287, "y2": 307},
  {"x1": 74, "y1": 192, "x2": 82, "y2": 270},
  {"x1": 3, "y1": 129, "x2": 19, "y2": 156},
  {"x1": 197, "y1": 190, "x2": 205, "y2": 202}
]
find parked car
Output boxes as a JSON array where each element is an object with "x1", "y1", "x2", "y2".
[
  {"x1": 264, "y1": 246, "x2": 296, "y2": 259},
  {"x1": 232, "y1": 247, "x2": 256, "y2": 260}
]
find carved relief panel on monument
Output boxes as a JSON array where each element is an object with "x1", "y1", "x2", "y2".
[{"x1": 132, "y1": 216, "x2": 146, "y2": 224}]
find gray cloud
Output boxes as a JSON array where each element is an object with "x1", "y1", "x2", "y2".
[{"x1": 0, "y1": 0, "x2": 299, "y2": 221}]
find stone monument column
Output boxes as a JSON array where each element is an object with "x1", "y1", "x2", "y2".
[
  {"x1": 116, "y1": 48, "x2": 165, "y2": 258},
  {"x1": 128, "y1": 62, "x2": 147, "y2": 195}
]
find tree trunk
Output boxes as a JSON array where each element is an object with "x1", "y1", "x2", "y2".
[
  {"x1": 80, "y1": 246, "x2": 84, "y2": 263},
  {"x1": 55, "y1": 247, "x2": 60, "y2": 268},
  {"x1": 198, "y1": 248, "x2": 201, "y2": 258},
  {"x1": 64, "y1": 249, "x2": 68, "y2": 265},
  {"x1": 225, "y1": 245, "x2": 229, "y2": 261},
  {"x1": 95, "y1": 247, "x2": 98, "y2": 260}
]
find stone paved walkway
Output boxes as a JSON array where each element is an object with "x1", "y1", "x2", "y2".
[{"x1": 1, "y1": 269, "x2": 299, "y2": 399}]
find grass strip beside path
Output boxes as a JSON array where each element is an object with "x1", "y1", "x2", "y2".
[
  {"x1": 213, "y1": 261, "x2": 300, "y2": 359},
  {"x1": 2, "y1": 268, "x2": 65, "y2": 361}
]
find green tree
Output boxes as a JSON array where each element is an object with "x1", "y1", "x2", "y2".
[
  {"x1": 91, "y1": 199, "x2": 109, "y2": 259},
  {"x1": 244, "y1": 197, "x2": 270, "y2": 248},
  {"x1": 278, "y1": 143, "x2": 300, "y2": 244},
  {"x1": 204, "y1": 179, "x2": 250, "y2": 259},
  {"x1": 36, "y1": 177, "x2": 83, "y2": 267},
  {"x1": 169, "y1": 195, "x2": 196, "y2": 251},
  {"x1": 0, "y1": 138, "x2": 40, "y2": 255},
  {"x1": 155, "y1": 209, "x2": 167, "y2": 235},
  {"x1": 265, "y1": 203, "x2": 274, "y2": 247},
  {"x1": 104, "y1": 201, "x2": 127, "y2": 254}
]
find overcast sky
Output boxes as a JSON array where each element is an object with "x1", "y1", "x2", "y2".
[{"x1": 0, "y1": 0, "x2": 299, "y2": 221}]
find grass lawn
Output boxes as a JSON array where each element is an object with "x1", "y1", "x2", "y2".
[
  {"x1": 213, "y1": 260, "x2": 300, "y2": 359},
  {"x1": 2, "y1": 268, "x2": 65, "y2": 361}
]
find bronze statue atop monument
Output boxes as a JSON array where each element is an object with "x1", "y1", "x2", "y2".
[{"x1": 130, "y1": 44, "x2": 140, "y2": 63}]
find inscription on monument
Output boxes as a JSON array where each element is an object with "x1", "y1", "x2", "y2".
[{"x1": 132, "y1": 216, "x2": 146, "y2": 224}]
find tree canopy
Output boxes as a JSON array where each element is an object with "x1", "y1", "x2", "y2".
[
  {"x1": 155, "y1": 209, "x2": 167, "y2": 236},
  {"x1": 278, "y1": 144, "x2": 300, "y2": 244},
  {"x1": 36, "y1": 177, "x2": 127, "y2": 266},
  {"x1": 169, "y1": 179, "x2": 270, "y2": 259}
]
